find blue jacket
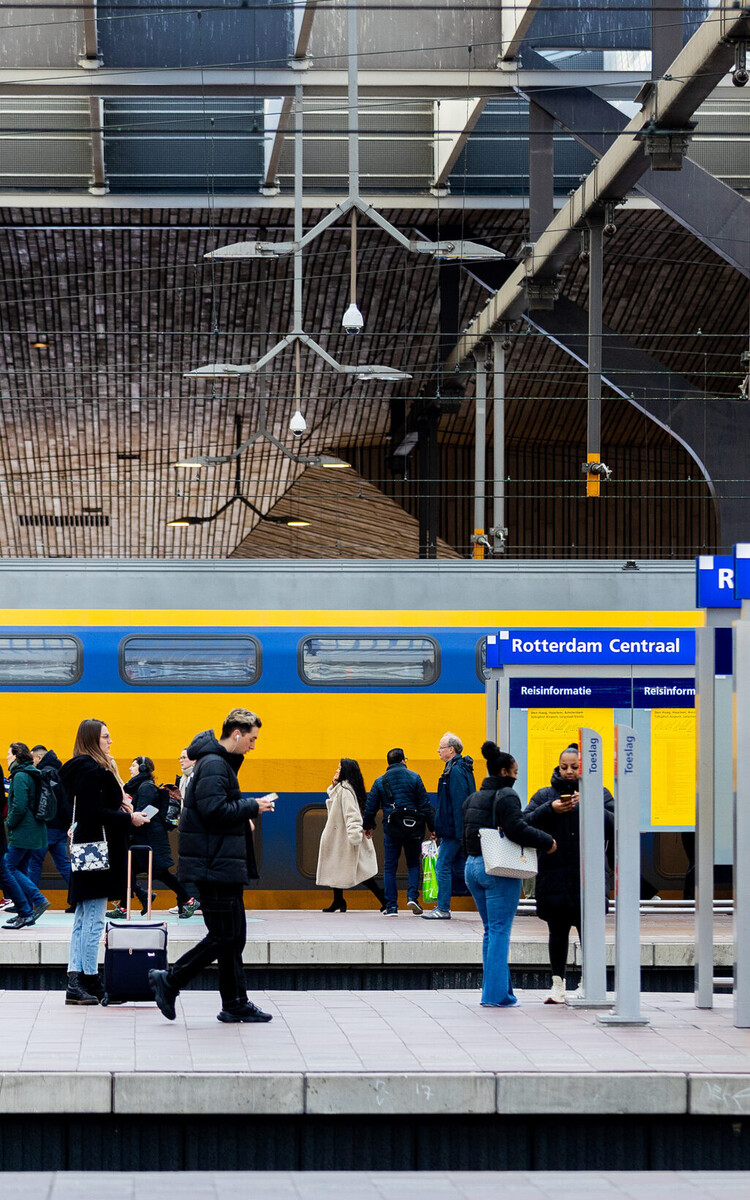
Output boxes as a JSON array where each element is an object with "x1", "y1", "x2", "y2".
[
  {"x1": 434, "y1": 754, "x2": 475, "y2": 839},
  {"x1": 363, "y1": 762, "x2": 433, "y2": 832}
]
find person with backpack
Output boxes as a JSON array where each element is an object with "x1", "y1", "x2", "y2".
[
  {"x1": 27, "y1": 746, "x2": 71, "y2": 890},
  {"x1": 109, "y1": 757, "x2": 199, "y2": 920},
  {"x1": 362, "y1": 749, "x2": 435, "y2": 915},
  {"x1": 2, "y1": 742, "x2": 50, "y2": 929}
]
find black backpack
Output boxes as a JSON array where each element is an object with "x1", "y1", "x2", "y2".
[{"x1": 30, "y1": 768, "x2": 61, "y2": 824}]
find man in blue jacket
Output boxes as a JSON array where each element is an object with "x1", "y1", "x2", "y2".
[
  {"x1": 363, "y1": 748, "x2": 434, "y2": 915},
  {"x1": 422, "y1": 733, "x2": 475, "y2": 920}
]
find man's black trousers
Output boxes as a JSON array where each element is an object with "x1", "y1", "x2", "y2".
[{"x1": 168, "y1": 881, "x2": 247, "y2": 1007}]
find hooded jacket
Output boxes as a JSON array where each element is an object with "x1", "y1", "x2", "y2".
[
  {"x1": 363, "y1": 761, "x2": 434, "y2": 833},
  {"x1": 434, "y1": 753, "x2": 475, "y2": 839},
  {"x1": 177, "y1": 729, "x2": 259, "y2": 886},
  {"x1": 125, "y1": 766, "x2": 173, "y2": 871},
  {"x1": 60, "y1": 754, "x2": 132, "y2": 902},
  {"x1": 6, "y1": 761, "x2": 46, "y2": 850},
  {"x1": 524, "y1": 767, "x2": 615, "y2": 917}
]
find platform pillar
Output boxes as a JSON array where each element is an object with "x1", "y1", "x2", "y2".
[{"x1": 568, "y1": 726, "x2": 609, "y2": 1007}]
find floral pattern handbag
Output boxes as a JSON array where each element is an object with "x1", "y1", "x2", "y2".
[{"x1": 69, "y1": 800, "x2": 109, "y2": 873}]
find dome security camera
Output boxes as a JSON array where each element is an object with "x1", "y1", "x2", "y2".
[
  {"x1": 733, "y1": 67, "x2": 749, "y2": 87},
  {"x1": 289, "y1": 410, "x2": 307, "y2": 438},
  {"x1": 342, "y1": 302, "x2": 364, "y2": 335}
]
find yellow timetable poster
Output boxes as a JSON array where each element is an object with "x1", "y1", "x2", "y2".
[
  {"x1": 526, "y1": 709, "x2": 615, "y2": 799},
  {"x1": 650, "y1": 707, "x2": 696, "y2": 826}
]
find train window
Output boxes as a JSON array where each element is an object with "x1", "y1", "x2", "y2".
[
  {"x1": 299, "y1": 636, "x2": 439, "y2": 686},
  {"x1": 0, "y1": 635, "x2": 82, "y2": 685},
  {"x1": 476, "y1": 637, "x2": 489, "y2": 682},
  {"x1": 119, "y1": 635, "x2": 261, "y2": 686}
]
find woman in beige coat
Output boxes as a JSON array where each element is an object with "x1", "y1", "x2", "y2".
[{"x1": 316, "y1": 759, "x2": 385, "y2": 912}]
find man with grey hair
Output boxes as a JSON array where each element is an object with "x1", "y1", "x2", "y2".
[{"x1": 422, "y1": 732, "x2": 475, "y2": 919}]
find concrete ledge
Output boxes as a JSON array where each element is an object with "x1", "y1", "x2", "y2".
[
  {"x1": 0, "y1": 940, "x2": 41, "y2": 965},
  {"x1": 495, "y1": 1072, "x2": 687, "y2": 1115},
  {"x1": 382, "y1": 940, "x2": 482, "y2": 966},
  {"x1": 269, "y1": 940, "x2": 383, "y2": 966},
  {"x1": 689, "y1": 1074, "x2": 750, "y2": 1114},
  {"x1": 0, "y1": 1072, "x2": 111, "y2": 1113},
  {"x1": 114, "y1": 1072, "x2": 305, "y2": 1115},
  {"x1": 305, "y1": 1072, "x2": 496, "y2": 1115}
]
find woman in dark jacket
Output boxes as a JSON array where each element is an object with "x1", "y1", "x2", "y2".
[
  {"x1": 61, "y1": 719, "x2": 150, "y2": 1005},
  {"x1": 110, "y1": 757, "x2": 197, "y2": 919},
  {"x1": 463, "y1": 741, "x2": 556, "y2": 1007},
  {"x1": 524, "y1": 744, "x2": 614, "y2": 1004},
  {"x1": 2, "y1": 744, "x2": 49, "y2": 929}
]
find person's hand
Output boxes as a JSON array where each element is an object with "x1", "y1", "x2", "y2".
[
  {"x1": 546, "y1": 839, "x2": 558, "y2": 854},
  {"x1": 364, "y1": 829, "x2": 373, "y2": 839},
  {"x1": 552, "y1": 794, "x2": 577, "y2": 813},
  {"x1": 249, "y1": 819, "x2": 255, "y2": 832},
  {"x1": 120, "y1": 797, "x2": 134, "y2": 814},
  {"x1": 257, "y1": 794, "x2": 276, "y2": 813},
  {"x1": 131, "y1": 812, "x2": 150, "y2": 827}
]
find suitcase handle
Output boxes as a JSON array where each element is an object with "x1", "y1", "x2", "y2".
[{"x1": 126, "y1": 845, "x2": 154, "y2": 920}]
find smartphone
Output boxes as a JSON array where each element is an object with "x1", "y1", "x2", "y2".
[
  {"x1": 140, "y1": 804, "x2": 159, "y2": 820},
  {"x1": 259, "y1": 793, "x2": 278, "y2": 804}
]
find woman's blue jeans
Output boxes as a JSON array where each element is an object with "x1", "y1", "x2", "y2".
[
  {"x1": 465, "y1": 853, "x2": 522, "y2": 1006},
  {"x1": 0, "y1": 854, "x2": 33, "y2": 917},
  {"x1": 67, "y1": 897, "x2": 108, "y2": 975}
]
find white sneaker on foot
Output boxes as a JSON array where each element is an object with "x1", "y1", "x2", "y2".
[{"x1": 545, "y1": 975, "x2": 566, "y2": 1004}]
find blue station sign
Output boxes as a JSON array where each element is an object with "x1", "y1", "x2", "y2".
[
  {"x1": 487, "y1": 628, "x2": 696, "y2": 667},
  {"x1": 696, "y1": 555, "x2": 740, "y2": 609},
  {"x1": 734, "y1": 544, "x2": 750, "y2": 600}
]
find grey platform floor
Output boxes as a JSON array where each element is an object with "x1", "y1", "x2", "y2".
[
  {"x1": 2, "y1": 987, "x2": 750, "y2": 1115},
  {"x1": 2, "y1": 1173, "x2": 750, "y2": 1200},
  {"x1": 0, "y1": 907, "x2": 733, "y2": 969}
]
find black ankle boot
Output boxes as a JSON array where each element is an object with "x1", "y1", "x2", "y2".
[
  {"x1": 65, "y1": 972, "x2": 98, "y2": 1006},
  {"x1": 82, "y1": 972, "x2": 106, "y2": 1002},
  {"x1": 322, "y1": 894, "x2": 346, "y2": 913}
]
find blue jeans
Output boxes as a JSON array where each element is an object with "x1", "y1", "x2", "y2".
[
  {"x1": 435, "y1": 836, "x2": 462, "y2": 911},
  {"x1": 27, "y1": 827, "x2": 71, "y2": 888},
  {"x1": 4, "y1": 847, "x2": 47, "y2": 913},
  {"x1": 0, "y1": 854, "x2": 33, "y2": 917},
  {"x1": 465, "y1": 853, "x2": 522, "y2": 1006},
  {"x1": 383, "y1": 832, "x2": 421, "y2": 909},
  {"x1": 68, "y1": 897, "x2": 108, "y2": 974}
]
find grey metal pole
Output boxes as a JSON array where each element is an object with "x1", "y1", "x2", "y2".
[
  {"x1": 293, "y1": 83, "x2": 303, "y2": 332},
  {"x1": 348, "y1": 0, "x2": 359, "y2": 199},
  {"x1": 586, "y1": 212, "x2": 604, "y2": 497},
  {"x1": 491, "y1": 334, "x2": 507, "y2": 555},
  {"x1": 695, "y1": 626, "x2": 716, "y2": 1008},
  {"x1": 568, "y1": 727, "x2": 609, "y2": 1007},
  {"x1": 473, "y1": 355, "x2": 487, "y2": 559},
  {"x1": 734, "y1": 620, "x2": 750, "y2": 1026},
  {"x1": 485, "y1": 668, "x2": 500, "y2": 742},
  {"x1": 599, "y1": 727, "x2": 648, "y2": 1026}
]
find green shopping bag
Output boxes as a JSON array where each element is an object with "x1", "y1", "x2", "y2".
[{"x1": 422, "y1": 840, "x2": 439, "y2": 904}]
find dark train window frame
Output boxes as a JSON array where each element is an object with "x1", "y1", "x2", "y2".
[
  {"x1": 296, "y1": 801, "x2": 327, "y2": 880},
  {"x1": 118, "y1": 633, "x2": 262, "y2": 688},
  {"x1": 0, "y1": 633, "x2": 83, "y2": 686},
  {"x1": 297, "y1": 634, "x2": 441, "y2": 687},
  {"x1": 476, "y1": 636, "x2": 488, "y2": 683}
]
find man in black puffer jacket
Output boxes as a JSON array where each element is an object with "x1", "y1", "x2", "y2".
[{"x1": 149, "y1": 708, "x2": 276, "y2": 1025}]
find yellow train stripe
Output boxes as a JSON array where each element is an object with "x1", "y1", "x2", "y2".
[{"x1": 0, "y1": 609, "x2": 704, "y2": 628}]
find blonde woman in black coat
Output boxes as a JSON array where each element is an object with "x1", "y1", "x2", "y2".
[{"x1": 61, "y1": 719, "x2": 150, "y2": 1006}]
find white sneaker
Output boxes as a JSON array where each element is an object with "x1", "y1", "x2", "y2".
[
  {"x1": 545, "y1": 975, "x2": 566, "y2": 1004},
  {"x1": 168, "y1": 905, "x2": 179, "y2": 915}
]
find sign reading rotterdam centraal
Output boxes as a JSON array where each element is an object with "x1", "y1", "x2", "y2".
[{"x1": 486, "y1": 629, "x2": 696, "y2": 668}]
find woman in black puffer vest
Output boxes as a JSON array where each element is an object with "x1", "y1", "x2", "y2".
[
  {"x1": 524, "y1": 744, "x2": 614, "y2": 1004},
  {"x1": 463, "y1": 741, "x2": 556, "y2": 1008}
]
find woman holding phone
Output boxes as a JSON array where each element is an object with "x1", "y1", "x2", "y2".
[
  {"x1": 110, "y1": 757, "x2": 198, "y2": 920},
  {"x1": 61, "y1": 720, "x2": 151, "y2": 1005},
  {"x1": 316, "y1": 758, "x2": 385, "y2": 912},
  {"x1": 525, "y1": 744, "x2": 614, "y2": 1004}
]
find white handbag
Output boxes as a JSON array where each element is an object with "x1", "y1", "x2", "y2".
[{"x1": 479, "y1": 826, "x2": 538, "y2": 879}]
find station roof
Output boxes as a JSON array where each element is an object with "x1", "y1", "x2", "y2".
[{"x1": 0, "y1": 1, "x2": 747, "y2": 559}]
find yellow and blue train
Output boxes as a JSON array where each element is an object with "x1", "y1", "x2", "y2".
[{"x1": 0, "y1": 559, "x2": 700, "y2": 901}]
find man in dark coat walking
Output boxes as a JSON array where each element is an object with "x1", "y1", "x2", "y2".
[
  {"x1": 363, "y1": 749, "x2": 434, "y2": 915},
  {"x1": 149, "y1": 708, "x2": 276, "y2": 1024}
]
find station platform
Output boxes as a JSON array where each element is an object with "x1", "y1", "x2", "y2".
[
  {"x1": 0, "y1": 907, "x2": 733, "y2": 992},
  {"x1": 1, "y1": 1173, "x2": 748, "y2": 1200}
]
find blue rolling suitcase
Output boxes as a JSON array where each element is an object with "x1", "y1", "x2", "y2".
[{"x1": 102, "y1": 846, "x2": 168, "y2": 1004}]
